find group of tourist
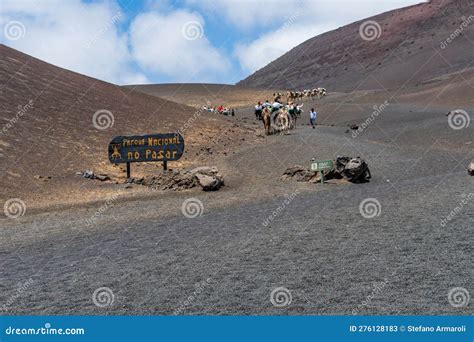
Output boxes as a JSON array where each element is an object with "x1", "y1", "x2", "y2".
[
  {"x1": 202, "y1": 105, "x2": 235, "y2": 116},
  {"x1": 254, "y1": 100, "x2": 317, "y2": 128}
]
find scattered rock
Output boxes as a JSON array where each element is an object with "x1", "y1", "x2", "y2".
[
  {"x1": 349, "y1": 124, "x2": 359, "y2": 130},
  {"x1": 130, "y1": 166, "x2": 224, "y2": 191},
  {"x1": 281, "y1": 165, "x2": 319, "y2": 183},
  {"x1": 142, "y1": 172, "x2": 196, "y2": 191},
  {"x1": 282, "y1": 156, "x2": 371, "y2": 184},
  {"x1": 195, "y1": 173, "x2": 221, "y2": 191},
  {"x1": 468, "y1": 161, "x2": 474, "y2": 176},
  {"x1": 95, "y1": 174, "x2": 110, "y2": 181},
  {"x1": 190, "y1": 166, "x2": 224, "y2": 191},
  {"x1": 82, "y1": 170, "x2": 94, "y2": 179},
  {"x1": 190, "y1": 166, "x2": 219, "y2": 176},
  {"x1": 446, "y1": 110, "x2": 465, "y2": 117},
  {"x1": 77, "y1": 170, "x2": 110, "y2": 181}
]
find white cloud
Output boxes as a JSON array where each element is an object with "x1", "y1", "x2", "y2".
[
  {"x1": 229, "y1": 0, "x2": 426, "y2": 73},
  {"x1": 189, "y1": 0, "x2": 426, "y2": 30},
  {"x1": 0, "y1": 0, "x2": 148, "y2": 85},
  {"x1": 129, "y1": 10, "x2": 231, "y2": 82},
  {"x1": 0, "y1": 0, "x2": 427, "y2": 83},
  {"x1": 235, "y1": 21, "x2": 335, "y2": 73},
  {"x1": 186, "y1": 0, "x2": 297, "y2": 31}
]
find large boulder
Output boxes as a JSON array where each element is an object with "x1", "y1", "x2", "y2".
[
  {"x1": 190, "y1": 166, "x2": 220, "y2": 177},
  {"x1": 130, "y1": 166, "x2": 224, "y2": 191},
  {"x1": 336, "y1": 156, "x2": 371, "y2": 183},
  {"x1": 281, "y1": 165, "x2": 320, "y2": 183},
  {"x1": 140, "y1": 171, "x2": 197, "y2": 191},
  {"x1": 282, "y1": 157, "x2": 371, "y2": 184},
  {"x1": 190, "y1": 166, "x2": 224, "y2": 190},
  {"x1": 195, "y1": 173, "x2": 222, "y2": 191},
  {"x1": 468, "y1": 161, "x2": 474, "y2": 176}
]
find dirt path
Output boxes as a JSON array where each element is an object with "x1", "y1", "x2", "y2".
[{"x1": 1, "y1": 104, "x2": 472, "y2": 315}]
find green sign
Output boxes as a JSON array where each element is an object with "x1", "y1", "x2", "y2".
[
  {"x1": 311, "y1": 159, "x2": 334, "y2": 184},
  {"x1": 311, "y1": 160, "x2": 334, "y2": 171}
]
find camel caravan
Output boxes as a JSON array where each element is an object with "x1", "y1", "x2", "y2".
[
  {"x1": 287, "y1": 87, "x2": 327, "y2": 102},
  {"x1": 256, "y1": 87, "x2": 327, "y2": 135}
]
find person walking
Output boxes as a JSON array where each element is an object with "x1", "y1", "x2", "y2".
[
  {"x1": 254, "y1": 102, "x2": 262, "y2": 120},
  {"x1": 309, "y1": 108, "x2": 317, "y2": 128}
]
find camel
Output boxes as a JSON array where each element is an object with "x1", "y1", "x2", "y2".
[
  {"x1": 273, "y1": 93, "x2": 282, "y2": 103},
  {"x1": 314, "y1": 87, "x2": 327, "y2": 99},
  {"x1": 286, "y1": 87, "x2": 327, "y2": 101},
  {"x1": 289, "y1": 102, "x2": 304, "y2": 123},
  {"x1": 272, "y1": 108, "x2": 292, "y2": 134},
  {"x1": 296, "y1": 104, "x2": 304, "y2": 117},
  {"x1": 262, "y1": 107, "x2": 272, "y2": 135},
  {"x1": 287, "y1": 103, "x2": 298, "y2": 127},
  {"x1": 318, "y1": 87, "x2": 327, "y2": 97},
  {"x1": 287, "y1": 91, "x2": 298, "y2": 103}
]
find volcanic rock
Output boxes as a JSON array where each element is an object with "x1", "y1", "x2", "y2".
[
  {"x1": 281, "y1": 165, "x2": 319, "y2": 183},
  {"x1": 283, "y1": 157, "x2": 371, "y2": 184},
  {"x1": 336, "y1": 156, "x2": 371, "y2": 183},
  {"x1": 190, "y1": 166, "x2": 224, "y2": 191},
  {"x1": 95, "y1": 174, "x2": 110, "y2": 181},
  {"x1": 82, "y1": 170, "x2": 94, "y2": 179},
  {"x1": 195, "y1": 173, "x2": 222, "y2": 191},
  {"x1": 132, "y1": 167, "x2": 224, "y2": 191},
  {"x1": 138, "y1": 171, "x2": 197, "y2": 191},
  {"x1": 77, "y1": 170, "x2": 110, "y2": 181}
]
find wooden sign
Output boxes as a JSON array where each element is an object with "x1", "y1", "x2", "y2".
[
  {"x1": 310, "y1": 159, "x2": 334, "y2": 184},
  {"x1": 108, "y1": 133, "x2": 184, "y2": 178}
]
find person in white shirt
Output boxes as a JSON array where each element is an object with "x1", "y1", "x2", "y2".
[
  {"x1": 309, "y1": 108, "x2": 317, "y2": 128},
  {"x1": 272, "y1": 101, "x2": 282, "y2": 113},
  {"x1": 255, "y1": 102, "x2": 263, "y2": 120}
]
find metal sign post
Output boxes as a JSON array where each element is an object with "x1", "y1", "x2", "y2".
[{"x1": 126, "y1": 162, "x2": 131, "y2": 179}]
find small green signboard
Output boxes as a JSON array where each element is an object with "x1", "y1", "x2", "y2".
[
  {"x1": 310, "y1": 159, "x2": 334, "y2": 184},
  {"x1": 311, "y1": 160, "x2": 334, "y2": 171}
]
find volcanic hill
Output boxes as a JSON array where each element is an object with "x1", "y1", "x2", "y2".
[
  {"x1": 0, "y1": 44, "x2": 252, "y2": 209},
  {"x1": 238, "y1": 0, "x2": 474, "y2": 93}
]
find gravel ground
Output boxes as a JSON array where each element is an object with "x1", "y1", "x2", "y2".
[{"x1": 1, "y1": 103, "x2": 472, "y2": 315}]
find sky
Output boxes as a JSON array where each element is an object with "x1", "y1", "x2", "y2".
[{"x1": 0, "y1": 0, "x2": 425, "y2": 85}]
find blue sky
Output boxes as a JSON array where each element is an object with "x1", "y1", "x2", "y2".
[{"x1": 1, "y1": 0, "x2": 424, "y2": 85}]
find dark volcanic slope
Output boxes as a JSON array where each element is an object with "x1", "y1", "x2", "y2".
[
  {"x1": 238, "y1": 0, "x2": 474, "y2": 91},
  {"x1": 124, "y1": 83, "x2": 283, "y2": 108},
  {"x1": 0, "y1": 45, "x2": 249, "y2": 204}
]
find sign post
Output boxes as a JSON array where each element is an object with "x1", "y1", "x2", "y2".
[
  {"x1": 108, "y1": 133, "x2": 184, "y2": 179},
  {"x1": 310, "y1": 159, "x2": 334, "y2": 184}
]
